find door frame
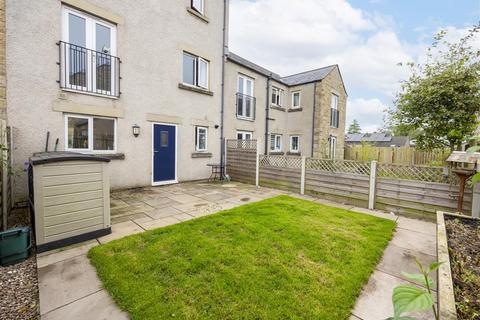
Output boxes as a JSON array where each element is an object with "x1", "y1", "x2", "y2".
[{"x1": 151, "y1": 122, "x2": 178, "y2": 186}]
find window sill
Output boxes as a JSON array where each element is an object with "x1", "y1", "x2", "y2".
[
  {"x1": 186, "y1": 7, "x2": 210, "y2": 23},
  {"x1": 95, "y1": 153, "x2": 125, "y2": 160},
  {"x1": 287, "y1": 152, "x2": 301, "y2": 156},
  {"x1": 270, "y1": 105, "x2": 286, "y2": 112},
  {"x1": 269, "y1": 151, "x2": 285, "y2": 155},
  {"x1": 236, "y1": 116, "x2": 255, "y2": 122},
  {"x1": 178, "y1": 83, "x2": 214, "y2": 96},
  {"x1": 288, "y1": 107, "x2": 303, "y2": 112},
  {"x1": 61, "y1": 88, "x2": 120, "y2": 100},
  {"x1": 191, "y1": 152, "x2": 212, "y2": 158}
]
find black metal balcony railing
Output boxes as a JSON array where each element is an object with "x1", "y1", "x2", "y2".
[
  {"x1": 236, "y1": 93, "x2": 256, "y2": 120},
  {"x1": 57, "y1": 41, "x2": 121, "y2": 98}
]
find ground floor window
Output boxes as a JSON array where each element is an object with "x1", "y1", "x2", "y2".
[
  {"x1": 290, "y1": 136, "x2": 299, "y2": 153},
  {"x1": 329, "y1": 136, "x2": 337, "y2": 159},
  {"x1": 195, "y1": 126, "x2": 208, "y2": 151},
  {"x1": 65, "y1": 114, "x2": 116, "y2": 152},
  {"x1": 270, "y1": 134, "x2": 282, "y2": 152},
  {"x1": 237, "y1": 131, "x2": 252, "y2": 140}
]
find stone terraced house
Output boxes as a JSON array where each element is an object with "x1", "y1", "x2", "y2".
[{"x1": 0, "y1": 0, "x2": 347, "y2": 204}]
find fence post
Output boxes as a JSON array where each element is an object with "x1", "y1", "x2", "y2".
[
  {"x1": 300, "y1": 156, "x2": 306, "y2": 195},
  {"x1": 368, "y1": 160, "x2": 378, "y2": 210},
  {"x1": 224, "y1": 139, "x2": 228, "y2": 177},
  {"x1": 472, "y1": 160, "x2": 480, "y2": 218},
  {"x1": 255, "y1": 141, "x2": 260, "y2": 188}
]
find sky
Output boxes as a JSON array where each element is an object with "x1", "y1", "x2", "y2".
[{"x1": 228, "y1": 0, "x2": 480, "y2": 133}]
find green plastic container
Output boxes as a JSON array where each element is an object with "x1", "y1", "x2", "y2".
[{"x1": 0, "y1": 227, "x2": 31, "y2": 266}]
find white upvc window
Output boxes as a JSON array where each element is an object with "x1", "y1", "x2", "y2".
[
  {"x1": 237, "y1": 131, "x2": 253, "y2": 140},
  {"x1": 195, "y1": 126, "x2": 208, "y2": 152},
  {"x1": 65, "y1": 114, "x2": 117, "y2": 153},
  {"x1": 270, "y1": 134, "x2": 282, "y2": 152},
  {"x1": 329, "y1": 136, "x2": 337, "y2": 159},
  {"x1": 237, "y1": 75, "x2": 255, "y2": 119},
  {"x1": 290, "y1": 136, "x2": 300, "y2": 153},
  {"x1": 292, "y1": 91, "x2": 301, "y2": 108},
  {"x1": 191, "y1": 0, "x2": 204, "y2": 14},
  {"x1": 271, "y1": 87, "x2": 284, "y2": 107},
  {"x1": 330, "y1": 93, "x2": 339, "y2": 128},
  {"x1": 61, "y1": 6, "x2": 117, "y2": 95},
  {"x1": 183, "y1": 52, "x2": 209, "y2": 89}
]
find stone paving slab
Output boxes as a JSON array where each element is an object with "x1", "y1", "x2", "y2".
[
  {"x1": 97, "y1": 220, "x2": 144, "y2": 244},
  {"x1": 38, "y1": 255, "x2": 102, "y2": 315},
  {"x1": 351, "y1": 270, "x2": 436, "y2": 320},
  {"x1": 137, "y1": 216, "x2": 181, "y2": 230},
  {"x1": 37, "y1": 240, "x2": 99, "y2": 269},
  {"x1": 390, "y1": 227, "x2": 436, "y2": 255},
  {"x1": 42, "y1": 289, "x2": 129, "y2": 320}
]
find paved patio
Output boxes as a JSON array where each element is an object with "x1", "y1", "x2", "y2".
[{"x1": 36, "y1": 182, "x2": 437, "y2": 320}]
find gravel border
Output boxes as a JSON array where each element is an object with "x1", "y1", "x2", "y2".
[{"x1": 0, "y1": 208, "x2": 40, "y2": 320}]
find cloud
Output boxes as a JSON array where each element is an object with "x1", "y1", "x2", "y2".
[
  {"x1": 229, "y1": 0, "x2": 414, "y2": 98},
  {"x1": 346, "y1": 98, "x2": 389, "y2": 133}
]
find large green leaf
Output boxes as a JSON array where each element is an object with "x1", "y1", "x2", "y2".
[
  {"x1": 472, "y1": 173, "x2": 480, "y2": 185},
  {"x1": 466, "y1": 145, "x2": 480, "y2": 154},
  {"x1": 401, "y1": 272, "x2": 434, "y2": 287},
  {"x1": 392, "y1": 284, "x2": 434, "y2": 317},
  {"x1": 428, "y1": 261, "x2": 443, "y2": 272}
]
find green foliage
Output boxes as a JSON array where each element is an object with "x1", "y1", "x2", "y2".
[
  {"x1": 348, "y1": 119, "x2": 362, "y2": 134},
  {"x1": 388, "y1": 25, "x2": 480, "y2": 150},
  {"x1": 387, "y1": 259, "x2": 442, "y2": 320},
  {"x1": 89, "y1": 196, "x2": 396, "y2": 320},
  {"x1": 466, "y1": 136, "x2": 480, "y2": 184}
]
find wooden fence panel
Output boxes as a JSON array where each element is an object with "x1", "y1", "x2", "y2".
[
  {"x1": 259, "y1": 166, "x2": 301, "y2": 192},
  {"x1": 226, "y1": 140, "x2": 257, "y2": 185},
  {"x1": 305, "y1": 171, "x2": 370, "y2": 208},
  {"x1": 345, "y1": 146, "x2": 450, "y2": 166}
]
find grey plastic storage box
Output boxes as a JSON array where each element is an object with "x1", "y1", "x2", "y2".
[
  {"x1": 0, "y1": 227, "x2": 31, "y2": 266},
  {"x1": 29, "y1": 152, "x2": 112, "y2": 252}
]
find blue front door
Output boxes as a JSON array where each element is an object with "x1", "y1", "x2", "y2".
[{"x1": 153, "y1": 124, "x2": 176, "y2": 184}]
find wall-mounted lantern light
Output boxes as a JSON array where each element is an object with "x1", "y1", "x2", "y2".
[{"x1": 132, "y1": 124, "x2": 140, "y2": 138}]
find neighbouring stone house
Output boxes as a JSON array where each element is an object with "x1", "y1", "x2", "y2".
[
  {"x1": 346, "y1": 133, "x2": 410, "y2": 148},
  {"x1": 2, "y1": 0, "x2": 347, "y2": 204}
]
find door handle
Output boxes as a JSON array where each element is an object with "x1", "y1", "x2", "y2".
[{"x1": 154, "y1": 150, "x2": 159, "y2": 153}]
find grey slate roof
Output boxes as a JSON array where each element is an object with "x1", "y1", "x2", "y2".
[
  {"x1": 227, "y1": 52, "x2": 337, "y2": 87},
  {"x1": 281, "y1": 65, "x2": 337, "y2": 86}
]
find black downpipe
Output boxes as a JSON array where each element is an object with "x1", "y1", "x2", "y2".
[
  {"x1": 220, "y1": 0, "x2": 228, "y2": 177},
  {"x1": 311, "y1": 82, "x2": 317, "y2": 157},
  {"x1": 264, "y1": 75, "x2": 272, "y2": 155}
]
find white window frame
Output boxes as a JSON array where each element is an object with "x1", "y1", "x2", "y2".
[
  {"x1": 271, "y1": 87, "x2": 284, "y2": 107},
  {"x1": 290, "y1": 136, "x2": 300, "y2": 153},
  {"x1": 237, "y1": 74, "x2": 254, "y2": 119},
  {"x1": 195, "y1": 126, "x2": 208, "y2": 152},
  {"x1": 191, "y1": 0, "x2": 205, "y2": 14},
  {"x1": 64, "y1": 114, "x2": 117, "y2": 153},
  {"x1": 330, "y1": 93, "x2": 339, "y2": 128},
  {"x1": 329, "y1": 136, "x2": 337, "y2": 159},
  {"x1": 270, "y1": 134, "x2": 282, "y2": 152},
  {"x1": 182, "y1": 52, "x2": 209, "y2": 89},
  {"x1": 61, "y1": 6, "x2": 117, "y2": 95},
  {"x1": 292, "y1": 91, "x2": 301, "y2": 109},
  {"x1": 236, "y1": 130, "x2": 253, "y2": 140}
]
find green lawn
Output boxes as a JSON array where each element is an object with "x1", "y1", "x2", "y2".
[{"x1": 88, "y1": 195, "x2": 395, "y2": 320}]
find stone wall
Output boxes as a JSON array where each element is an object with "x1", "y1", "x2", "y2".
[{"x1": 312, "y1": 67, "x2": 347, "y2": 160}]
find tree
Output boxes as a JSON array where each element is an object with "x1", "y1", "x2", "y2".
[
  {"x1": 347, "y1": 119, "x2": 362, "y2": 134},
  {"x1": 388, "y1": 25, "x2": 480, "y2": 150}
]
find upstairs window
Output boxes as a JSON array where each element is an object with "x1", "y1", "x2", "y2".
[
  {"x1": 270, "y1": 134, "x2": 282, "y2": 152},
  {"x1": 290, "y1": 136, "x2": 299, "y2": 153},
  {"x1": 330, "y1": 94, "x2": 339, "y2": 128},
  {"x1": 237, "y1": 75, "x2": 255, "y2": 119},
  {"x1": 271, "y1": 87, "x2": 284, "y2": 107},
  {"x1": 191, "y1": 0, "x2": 204, "y2": 14},
  {"x1": 237, "y1": 131, "x2": 253, "y2": 140},
  {"x1": 292, "y1": 91, "x2": 301, "y2": 108},
  {"x1": 195, "y1": 126, "x2": 208, "y2": 152},
  {"x1": 183, "y1": 52, "x2": 209, "y2": 89},
  {"x1": 60, "y1": 6, "x2": 119, "y2": 97}
]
